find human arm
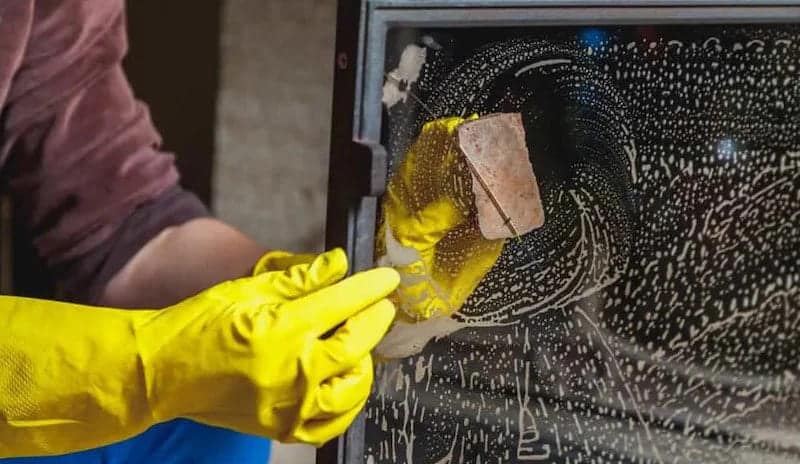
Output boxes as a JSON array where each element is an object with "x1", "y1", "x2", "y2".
[
  {"x1": 0, "y1": 2, "x2": 400, "y2": 459},
  {"x1": 100, "y1": 218, "x2": 267, "y2": 308},
  {"x1": 0, "y1": 249, "x2": 399, "y2": 458}
]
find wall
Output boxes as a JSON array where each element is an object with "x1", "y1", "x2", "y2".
[
  {"x1": 214, "y1": 0, "x2": 336, "y2": 253},
  {"x1": 215, "y1": 0, "x2": 337, "y2": 462}
]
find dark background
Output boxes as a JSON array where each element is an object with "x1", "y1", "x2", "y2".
[{"x1": 124, "y1": 0, "x2": 223, "y2": 206}]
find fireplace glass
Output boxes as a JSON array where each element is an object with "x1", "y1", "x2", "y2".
[{"x1": 361, "y1": 22, "x2": 800, "y2": 464}]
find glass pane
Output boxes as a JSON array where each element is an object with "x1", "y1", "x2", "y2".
[{"x1": 368, "y1": 24, "x2": 800, "y2": 464}]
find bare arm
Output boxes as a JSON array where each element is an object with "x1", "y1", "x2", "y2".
[{"x1": 100, "y1": 218, "x2": 266, "y2": 308}]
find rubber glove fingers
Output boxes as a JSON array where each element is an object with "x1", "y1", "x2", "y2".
[
  {"x1": 252, "y1": 250, "x2": 318, "y2": 275},
  {"x1": 388, "y1": 196, "x2": 466, "y2": 252},
  {"x1": 294, "y1": 356, "x2": 373, "y2": 447},
  {"x1": 388, "y1": 114, "x2": 479, "y2": 213},
  {"x1": 293, "y1": 396, "x2": 369, "y2": 448},
  {"x1": 309, "y1": 298, "x2": 396, "y2": 379},
  {"x1": 137, "y1": 249, "x2": 400, "y2": 447},
  {"x1": 243, "y1": 248, "x2": 351, "y2": 304},
  {"x1": 313, "y1": 356, "x2": 374, "y2": 419},
  {"x1": 282, "y1": 265, "x2": 399, "y2": 337},
  {"x1": 283, "y1": 270, "x2": 397, "y2": 445},
  {"x1": 147, "y1": 251, "x2": 349, "y2": 333},
  {"x1": 293, "y1": 300, "x2": 395, "y2": 433},
  {"x1": 0, "y1": 249, "x2": 399, "y2": 457}
]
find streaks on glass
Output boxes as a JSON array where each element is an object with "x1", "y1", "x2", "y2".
[{"x1": 368, "y1": 25, "x2": 800, "y2": 464}]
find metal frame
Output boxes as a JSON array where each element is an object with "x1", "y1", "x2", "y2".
[{"x1": 321, "y1": 1, "x2": 800, "y2": 463}]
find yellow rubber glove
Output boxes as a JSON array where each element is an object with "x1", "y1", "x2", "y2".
[
  {"x1": 376, "y1": 116, "x2": 505, "y2": 322},
  {"x1": 0, "y1": 249, "x2": 398, "y2": 458},
  {"x1": 252, "y1": 250, "x2": 317, "y2": 274}
]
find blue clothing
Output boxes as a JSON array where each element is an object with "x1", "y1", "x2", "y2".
[{"x1": 1, "y1": 420, "x2": 271, "y2": 464}]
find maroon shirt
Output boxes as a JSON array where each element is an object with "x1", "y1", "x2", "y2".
[{"x1": 0, "y1": 0, "x2": 208, "y2": 303}]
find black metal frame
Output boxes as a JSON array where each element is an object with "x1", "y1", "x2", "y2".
[{"x1": 321, "y1": 1, "x2": 800, "y2": 463}]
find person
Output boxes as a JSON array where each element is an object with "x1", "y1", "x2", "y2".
[
  {"x1": 0, "y1": 1, "x2": 401, "y2": 462},
  {"x1": 0, "y1": 2, "x2": 503, "y2": 462}
]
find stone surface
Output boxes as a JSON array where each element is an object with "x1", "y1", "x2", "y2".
[
  {"x1": 457, "y1": 113, "x2": 544, "y2": 240},
  {"x1": 215, "y1": 0, "x2": 335, "y2": 253}
]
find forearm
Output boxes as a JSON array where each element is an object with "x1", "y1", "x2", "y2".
[
  {"x1": 0, "y1": 296, "x2": 153, "y2": 457},
  {"x1": 100, "y1": 218, "x2": 265, "y2": 308}
]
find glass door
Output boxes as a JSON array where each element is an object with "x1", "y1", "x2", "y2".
[{"x1": 324, "y1": 4, "x2": 800, "y2": 463}]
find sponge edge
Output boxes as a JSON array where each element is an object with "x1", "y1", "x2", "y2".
[{"x1": 456, "y1": 112, "x2": 545, "y2": 240}]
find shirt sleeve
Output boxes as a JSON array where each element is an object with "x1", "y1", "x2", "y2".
[{"x1": 0, "y1": 0, "x2": 209, "y2": 304}]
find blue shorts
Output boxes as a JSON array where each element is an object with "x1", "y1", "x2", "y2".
[{"x1": 1, "y1": 419, "x2": 271, "y2": 464}]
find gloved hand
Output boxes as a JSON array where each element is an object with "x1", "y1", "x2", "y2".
[
  {"x1": 0, "y1": 249, "x2": 399, "y2": 458},
  {"x1": 252, "y1": 250, "x2": 317, "y2": 274},
  {"x1": 376, "y1": 116, "x2": 505, "y2": 322}
]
